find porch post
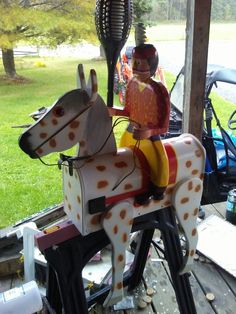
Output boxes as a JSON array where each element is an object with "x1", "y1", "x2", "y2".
[{"x1": 183, "y1": 0, "x2": 212, "y2": 140}]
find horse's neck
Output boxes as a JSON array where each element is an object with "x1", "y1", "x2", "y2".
[{"x1": 78, "y1": 96, "x2": 117, "y2": 157}]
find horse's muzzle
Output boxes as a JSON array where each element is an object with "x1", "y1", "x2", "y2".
[{"x1": 18, "y1": 131, "x2": 38, "y2": 159}]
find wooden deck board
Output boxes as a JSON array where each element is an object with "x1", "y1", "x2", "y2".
[
  {"x1": 189, "y1": 275, "x2": 215, "y2": 314},
  {"x1": 195, "y1": 201, "x2": 236, "y2": 314},
  {"x1": 202, "y1": 203, "x2": 223, "y2": 219},
  {"x1": 1, "y1": 201, "x2": 235, "y2": 314},
  {"x1": 126, "y1": 281, "x2": 155, "y2": 313},
  {"x1": 217, "y1": 268, "x2": 236, "y2": 296},
  {"x1": 192, "y1": 261, "x2": 236, "y2": 314},
  {"x1": 143, "y1": 250, "x2": 180, "y2": 314},
  {"x1": 153, "y1": 237, "x2": 218, "y2": 314},
  {"x1": 0, "y1": 275, "x2": 13, "y2": 293},
  {"x1": 211, "y1": 202, "x2": 227, "y2": 218},
  {"x1": 0, "y1": 242, "x2": 22, "y2": 277}
]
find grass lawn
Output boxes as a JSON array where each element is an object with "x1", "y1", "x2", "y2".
[
  {"x1": 0, "y1": 56, "x2": 175, "y2": 228},
  {"x1": 0, "y1": 57, "x2": 110, "y2": 228},
  {"x1": 0, "y1": 56, "x2": 235, "y2": 228},
  {"x1": 145, "y1": 22, "x2": 236, "y2": 42}
]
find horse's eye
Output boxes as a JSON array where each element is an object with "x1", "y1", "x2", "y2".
[{"x1": 53, "y1": 106, "x2": 64, "y2": 117}]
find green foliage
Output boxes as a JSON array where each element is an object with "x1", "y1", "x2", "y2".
[
  {"x1": 133, "y1": 0, "x2": 152, "y2": 23},
  {"x1": 145, "y1": 0, "x2": 236, "y2": 23},
  {"x1": 211, "y1": 0, "x2": 236, "y2": 21},
  {"x1": 0, "y1": 0, "x2": 96, "y2": 50}
]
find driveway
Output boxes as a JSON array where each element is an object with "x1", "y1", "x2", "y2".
[
  {"x1": 14, "y1": 40, "x2": 236, "y2": 103},
  {"x1": 156, "y1": 40, "x2": 236, "y2": 103}
]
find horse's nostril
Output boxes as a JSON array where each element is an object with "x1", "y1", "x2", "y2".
[{"x1": 18, "y1": 131, "x2": 37, "y2": 158}]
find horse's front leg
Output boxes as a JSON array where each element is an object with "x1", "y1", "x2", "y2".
[
  {"x1": 101, "y1": 201, "x2": 134, "y2": 307},
  {"x1": 172, "y1": 177, "x2": 203, "y2": 274}
]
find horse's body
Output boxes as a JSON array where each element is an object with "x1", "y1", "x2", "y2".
[{"x1": 19, "y1": 65, "x2": 205, "y2": 307}]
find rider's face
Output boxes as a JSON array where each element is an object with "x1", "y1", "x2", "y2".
[{"x1": 132, "y1": 57, "x2": 150, "y2": 81}]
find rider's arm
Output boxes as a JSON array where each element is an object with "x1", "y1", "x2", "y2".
[
  {"x1": 108, "y1": 106, "x2": 129, "y2": 117},
  {"x1": 108, "y1": 80, "x2": 132, "y2": 117}
]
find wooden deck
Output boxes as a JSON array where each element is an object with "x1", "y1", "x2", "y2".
[{"x1": 0, "y1": 202, "x2": 236, "y2": 313}]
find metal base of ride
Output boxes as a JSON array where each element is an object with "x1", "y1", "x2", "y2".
[{"x1": 41, "y1": 207, "x2": 196, "y2": 314}]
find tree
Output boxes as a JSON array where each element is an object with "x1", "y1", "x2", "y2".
[
  {"x1": 133, "y1": 0, "x2": 152, "y2": 22},
  {"x1": 0, "y1": 0, "x2": 96, "y2": 79},
  {"x1": 133, "y1": 0, "x2": 152, "y2": 45}
]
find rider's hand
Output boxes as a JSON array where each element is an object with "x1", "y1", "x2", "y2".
[{"x1": 133, "y1": 127, "x2": 151, "y2": 140}]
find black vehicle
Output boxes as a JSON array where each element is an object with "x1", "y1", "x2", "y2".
[{"x1": 168, "y1": 65, "x2": 236, "y2": 205}]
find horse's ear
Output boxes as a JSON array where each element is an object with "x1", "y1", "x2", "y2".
[
  {"x1": 77, "y1": 64, "x2": 97, "y2": 103},
  {"x1": 87, "y1": 69, "x2": 98, "y2": 103},
  {"x1": 77, "y1": 64, "x2": 86, "y2": 90}
]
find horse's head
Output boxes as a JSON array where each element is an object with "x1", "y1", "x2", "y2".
[{"x1": 19, "y1": 65, "x2": 116, "y2": 159}]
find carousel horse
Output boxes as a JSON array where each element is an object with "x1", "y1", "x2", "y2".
[{"x1": 19, "y1": 65, "x2": 205, "y2": 307}]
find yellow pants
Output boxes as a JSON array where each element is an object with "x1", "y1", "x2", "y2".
[{"x1": 120, "y1": 130, "x2": 169, "y2": 188}]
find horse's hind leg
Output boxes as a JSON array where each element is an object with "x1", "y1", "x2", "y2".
[
  {"x1": 172, "y1": 177, "x2": 203, "y2": 274},
  {"x1": 101, "y1": 201, "x2": 133, "y2": 307}
]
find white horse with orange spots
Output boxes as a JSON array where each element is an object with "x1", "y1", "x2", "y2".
[{"x1": 19, "y1": 65, "x2": 205, "y2": 307}]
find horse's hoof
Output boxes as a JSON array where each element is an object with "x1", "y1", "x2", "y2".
[
  {"x1": 134, "y1": 193, "x2": 150, "y2": 205},
  {"x1": 152, "y1": 192, "x2": 165, "y2": 200},
  {"x1": 152, "y1": 186, "x2": 166, "y2": 200}
]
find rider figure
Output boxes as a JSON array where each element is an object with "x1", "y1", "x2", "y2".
[{"x1": 109, "y1": 44, "x2": 170, "y2": 201}]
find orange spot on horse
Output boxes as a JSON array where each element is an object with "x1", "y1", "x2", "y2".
[
  {"x1": 122, "y1": 233, "x2": 128, "y2": 243},
  {"x1": 184, "y1": 139, "x2": 192, "y2": 145},
  {"x1": 97, "y1": 180, "x2": 109, "y2": 189},
  {"x1": 96, "y1": 165, "x2": 106, "y2": 171},
  {"x1": 186, "y1": 160, "x2": 192, "y2": 168},
  {"x1": 70, "y1": 121, "x2": 80, "y2": 129},
  {"x1": 192, "y1": 169, "x2": 199, "y2": 175},
  {"x1": 195, "y1": 184, "x2": 201, "y2": 192},
  {"x1": 120, "y1": 209, "x2": 126, "y2": 220},
  {"x1": 86, "y1": 157, "x2": 94, "y2": 163},
  {"x1": 113, "y1": 225, "x2": 118, "y2": 234},
  {"x1": 77, "y1": 196, "x2": 81, "y2": 203},
  {"x1": 90, "y1": 214, "x2": 101, "y2": 225},
  {"x1": 193, "y1": 208, "x2": 199, "y2": 216},
  {"x1": 190, "y1": 250, "x2": 195, "y2": 257},
  {"x1": 192, "y1": 228, "x2": 197, "y2": 236},
  {"x1": 181, "y1": 197, "x2": 189, "y2": 204},
  {"x1": 40, "y1": 120, "x2": 46, "y2": 126},
  {"x1": 118, "y1": 254, "x2": 124, "y2": 262},
  {"x1": 49, "y1": 138, "x2": 57, "y2": 148},
  {"x1": 116, "y1": 282, "x2": 123, "y2": 290},
  {"x1": 40, "y1": 133, "x2": 47, "y2": 139},
  {"x1": 166, "y1": 187, "x2": 173, "y2": 194},
  {"x1": 195, "y1": 149, "x2": 202, "y2": 157},
  {"x1": 129, "y1": 219, "x2": 134, "y2": 225},
  {"x1": 105, "y1": 211, "x2": 112, "y2": 220},
  {"x1": 188, "y1": 181, "x2": 193, "y2": 191},
  {"x1": 80, "y1": 140, "x2": 86, "y2": 147},
  {"x1": 183, "y1": 213, "x2": 189, "y2": 220},
  {"x1": 92, "y1": 84, "x2": 98, "y2": 93},
  {"x1": 164, "y1": 200, "x2": 171, "y2": 207},
  {"x1": 52, "y1": 119, "x2": 58, "y2": 125},
  {"x1": 68, "y1": 132, "x2": 75, "y2": 141},
  {"x1": 124, "y1": 183, "x2": 133, "y2": 190},
  {"x1": 77, "y1": 213, "x2": 80, "y2": 220},
  {"x1": 114, "y1": 161, "x2": 128, "y2": 168},
  {"x1": 36, "y1": 148, "x2": 43, "y2": 155}
]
